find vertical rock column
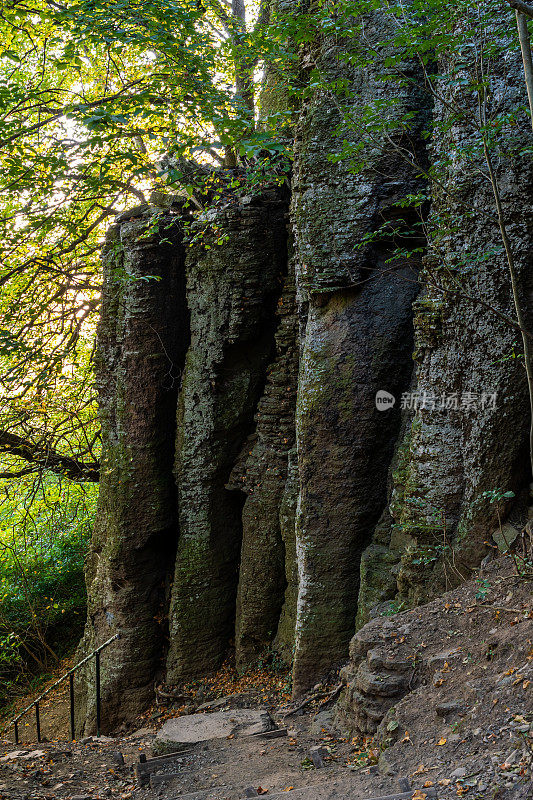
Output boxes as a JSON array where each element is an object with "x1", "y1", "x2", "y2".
[
  {"x1": 227, "y1": 258, "x2": 299, "y2": 670},
  {"x1": 290, "y1": 16, "x2": 428, "y2": 695},
  {"x1": 77, "y1": 209, "x2": 189, "y2": 732},
  {"x1": 376, "y1": 33, "x2": 533, "y2": 608},
  {"x1": 166, "y1": 191, "x2": 289, "y2": 682}
]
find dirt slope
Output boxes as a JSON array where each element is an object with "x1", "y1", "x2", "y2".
[{"x1": 0, "y1": 556, "x2": 530, "y2": 800}]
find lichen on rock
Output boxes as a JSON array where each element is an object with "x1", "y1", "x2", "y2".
[
  {"x1": 77, "y1": 208, "x2": 189, "y2": 733},
  {"x1": 165, "y1": 191, "x2": 290, "y2": 682},
  {"x1": 289, "y1": 9, "x2": 428, "y2": 696}
]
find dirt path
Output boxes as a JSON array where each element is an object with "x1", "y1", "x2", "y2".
[{"x1": 0, "y1": 556, "x2": 530, "y2": 800}]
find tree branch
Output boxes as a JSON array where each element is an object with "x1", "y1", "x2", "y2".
[
  {"x1": 516, "y1": 10, "x2": 533, "y2": 126},
  {"x1": 507, "y1": 0, "x2": 533, "y2": 19},
  {"x1": 0, "y1": 430, "x2": 99, "y2": 482}
]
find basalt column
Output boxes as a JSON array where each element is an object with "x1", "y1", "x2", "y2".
[
  {"x1": 78, "y1": 208, "x2": 189, "y2": 733},
  {"x1": 166, "y1": 191, "x2": 289, "y2": 682},
  {"x1": 356, "y1": 23, "x2": 533, "y2": 615},
  {"x1": 290, "y1": 13, "x2": 429, "y2": 695},
  {"x1": 227, "y1": 257, "x2": 299, "y2": 670}
]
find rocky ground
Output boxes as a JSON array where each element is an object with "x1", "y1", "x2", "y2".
[{"x1": 0, "y1": 556, "x2": 531, "y2": 800}]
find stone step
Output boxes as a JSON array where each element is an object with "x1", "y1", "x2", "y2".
[
  {"x1": 163, "y1": 784, "x2": 439, "y2": 800},
  {"x1": 240, "y1": 786, "x2": 438, "y2": 800},
  {"x1": 153, "y1": 710, "x2": 276, "y2": 756},
  {"x1": 137, "y1": 726, "x2": 288, "y2": 786}
]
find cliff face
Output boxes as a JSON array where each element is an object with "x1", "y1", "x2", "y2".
[
  {"x1": 77, "y1": 212, "x2": 189, "y2": 733},
  {"x1": 166, "y1": 193, "x2": 289, "y2": 682},
  {"x1": 289, "y1": 13, "x2": 428, "y2": 695},
  {"x1": 79, "y1": 7, "x2": 533, "y2": 731},
  {"x1": 355, "y1": 18, "x2": 533, "y2": 626}
]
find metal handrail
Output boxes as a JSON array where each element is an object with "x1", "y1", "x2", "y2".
[{"x1": 1, "y1": 632, "x2": 120, "y2": 744}]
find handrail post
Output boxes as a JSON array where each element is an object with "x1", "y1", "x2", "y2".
[
  {"x1": 69, "y1": 673, "x2": 75, "y2": 741},
  {"x1": 35, "y1": 702, "x2": 40, "y2": 743},
  {"x1": 2, "y1": 632, "x2": 119, "y2": 743},
  {"x1": 95, "y1": 650, "x2": 101, "y2": 737}
]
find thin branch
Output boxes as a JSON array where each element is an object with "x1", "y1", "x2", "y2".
[
  {"x1": 0, "y1": 430, "x2": 99, "y2": 482},
  {"x1": 516, "y1": 10, "x2": 533, "y2": 127},
  {"x1": 507, "y1": 0, "x2": 533, "y2": 20}
]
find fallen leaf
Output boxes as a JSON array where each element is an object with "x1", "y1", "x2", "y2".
[
  {"x1": 439, "y1": 778, "x2": 452, "y2": 786},
  {"x1": 436, "y1": 737, "x2": 447, "y2": 746}
]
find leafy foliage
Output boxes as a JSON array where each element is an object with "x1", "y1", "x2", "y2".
[{"x1": 0, "y1": 475, "x2": 96, "y2": 701}]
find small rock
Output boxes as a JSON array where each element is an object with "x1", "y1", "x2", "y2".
[
  {"x1": 111, "y1": 751, "x2": 125, "y2": 766},
  {"x1": 378, "y1": 751, "x2": 396, "y2": 776},
  {"x1": 244, "y1": 788, "x2": 259, "y2": 797},
  {"x1": 397, "y1": 776, "x2": 411, "y2": 791},
  {"x1": 309, "y1": 745, "x2": 327, "y2": 769},
  {"x1": 197, "y1": 696, "x2": 235, "y2": 712},
  {"x1": 310, "y1": 710, "x2": 335, "y2": 736},
  {"x1": 21, "y1": 750, "x2": 47, "y2": 760},
  {"x1": 436, "y1": 700, "x2": 464, "y2": 717},
  {"x1": 0, "y1": 750, "x2": 27, "y2": 762},
  {"x1": 428, "y1": 649, "x2": 461, "y2": 670},
  {"x1": 451, "y1": 767, "x2": 467, "y2": 778},
  {"x1": 505, "y1": 750, "x2": 520, "y2": 767},
  {"x1": 492, "y1": 523, "x2": 520, "y2": 552}
]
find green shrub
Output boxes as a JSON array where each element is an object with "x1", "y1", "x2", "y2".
[{"x1": 0, "y1": 476, "x2": 97, "y2": 703}]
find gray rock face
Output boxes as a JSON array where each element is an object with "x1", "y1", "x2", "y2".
[
  {"x1": 77, "y1": 210, "x2": 189, "y2": 733},
  {"x1": 165, "y1": 191, "x2": 289, "y2": 682},
  {"x1": 153, "y1": 710, "x2": 275, "y2": 755},
  {"x1": 358, "y1": 15, "x2": 533, "y2": 614},
  {"x1": 81, "y1": 2, "x2": 533, "y2": 734},
  {"x1": 289, "y1": 12, "x2": 427, "y2": 695},
  {"x1": 227, "y1": 257, "x2": 299, "y2": 670},
  {"x1": 273, "y1": 446, "x2": 300, "y2": 662}
]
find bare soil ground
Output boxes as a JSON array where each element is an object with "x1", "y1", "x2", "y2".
[{"x1": 0, "y1": 555, "x2": 530, "y2": 800}]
